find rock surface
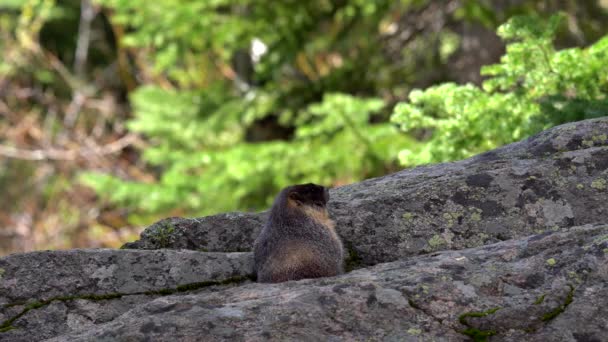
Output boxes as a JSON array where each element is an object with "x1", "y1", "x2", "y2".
[
  {"x1": 0, "y1": 250, "x2": 253, "y2": 341},
  {"x1": 125, "y1": 117, "x2": 608, "y2": 267},
  {"x1": 0, "y1": 249, "x2": 253, "y2": 305},
  {"x1": 0, "y1": 117, "x2": 607, "y2": 341}
]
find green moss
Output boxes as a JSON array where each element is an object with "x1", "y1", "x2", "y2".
[
  {"x1": 447, "y1": 211, "x2": 463, "y2": 227},
  {"x1": 0, "y1": 300, "x2": 41, "y2": 333},
  {"x1": 0, "y1": 294, "x2": 122, "y2": 333},
  {"x1": 534, "y1": 294, "x2": 545, "y2": 305},
  {"x1": 566, "y1": 271, "x2": 583, "y2": 284},
  {"x1": 406, "y1": 328, "x2": 422, "y2": 335},
  {"x1": 428, "y1": 234, "x2": 446, "y2": 248},
  {"x1": 541, "y1": 285, "x2": 574, "y2": 321},
  {"x1": 402, "y1": 212, "x2": 413, "y2": 220},
  {"x1": 442, "y1": 213, "x2": 455, "y2": 227},
  {"x1": 153, "y1": 223, "x2": 176, "y2": 248},
  {"x1": 25, "y1": 301, "x2": 45, "y2": 310},
  {"x1": 458, "y1": 307, "x2": 501, "y2": 342},
  {"x1": 458, "y1": 307, "x2": 501, "y2": 325},
  {"x1": 546, "y1": 258, "x2": 556, "y2": 266},
  {"x1": 0, "y1": 268, "x2": 4, "y2": 279},
  {"x1": 461, "y1": 327, "x2": 497, "y2": 342},
  {"x1": 477, "y1": 233, "x2": 489, "y2": 242},
  {"x1": 591, "y1": 178, "x2": 606, "y2": 190},
  {"x1": 79, "y1": 293, "x2": 123, "y2": 301},
  {"x1": 176, "y1": 275, "x2": 252, "y2": 292},
  {"x1": 593, "y1": 235, "x2": 608, "y2": 243},
  {"x1": 344, "y1": 243, "x2": 364, "y2": 272},
  {"x1": 470, "y1": 212, "x2": 482, "y2": 222},
  {"x1": 0, "y1": 325, "x2": 15, "y2": 333},
  {"x1": 408, "y1": 299, "x2": 421, "y2": 310},
  {"x1": 576, "y1": 183, "x2": 584, "y2": 190},
  {"x1": 3, "y1": 301, "x2": 25, "y2": 309}
]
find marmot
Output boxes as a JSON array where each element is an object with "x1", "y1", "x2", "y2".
[{"x1": 253, "y1": 183, "x2": 344, "y2": 283}]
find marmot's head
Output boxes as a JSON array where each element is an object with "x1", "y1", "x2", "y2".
[{"x1": 285, "y1": 183, "x2": 329, "y2": 209}]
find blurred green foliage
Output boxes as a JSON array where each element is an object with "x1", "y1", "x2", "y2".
[
  {"x1": 79, "y1": 0, "x2": 427, "y2": 215},
  {"x1": 2, "y1": 0, "x2": 607, "y2": 245},
  {"x1": 80, "y1": 1, "x2": 608, "y2": 217},
  {"x1": 391, "y1": 14, "x2": 608, "y2": 165},
  {"x1": 81, "y1": 92, "x2": 411, "y2": 213}
]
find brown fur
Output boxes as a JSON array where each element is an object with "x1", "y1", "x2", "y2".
[
  {"x1": 286, "y1": 197, "x2": 300, "y2": 209},
  {"x1": 302, "y1": 205, "x2": 334, "y2": 229},
  {"x1": 264, "y1": 241, "x2": 323, "y2": 283},
  {"x1": 253, "y1": 183, "x2": 344, "y2": 283},
  {"x1": 301, "y1": 205, "x2": 340, "y2": 246}
]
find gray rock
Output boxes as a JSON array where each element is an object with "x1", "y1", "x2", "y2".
[
  {"x1": 122, "y1": 213, "x2": 267, "y2": 253},
  {"x1": 0, "y1": 117, "x2": 606, "y2": 341},
  {"x1": 0, "y1": 250, "x2": 253, "y2": 341},
  {"x1": 42, "y1": 224, "x2": 608, "y2": 342},
  {"x1": 124, "y1": 118, "x2": 608, "y2": 267},
  {"x1": 0, "y1": 249, "x2": 253, "y2": 305}
]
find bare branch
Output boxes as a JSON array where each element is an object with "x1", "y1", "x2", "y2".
[
  {"x1": 74, "y1": 0, "x2": 98, "y2": 77},
  {"x1": 0, "y1": 134, "x2": 140, "y2": 161},
  {"x1": 63, "y1": 90, "x2": 86, "y2": 128}
]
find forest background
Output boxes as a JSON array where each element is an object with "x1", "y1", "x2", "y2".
[{"x1": 1, "y1": 0, "x2": 607, "y2": 255}]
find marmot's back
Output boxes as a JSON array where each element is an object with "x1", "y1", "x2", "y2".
[{"x1": 253, "y1": 183, "x2": 344, "y2": 283}]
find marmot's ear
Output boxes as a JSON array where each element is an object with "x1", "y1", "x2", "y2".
[
  {"x1": 323, "y1": 187, "x2": 330, "y2": 203},
  {"x1": 288, "y1": 192, "x2": 303, "y2": 206}
]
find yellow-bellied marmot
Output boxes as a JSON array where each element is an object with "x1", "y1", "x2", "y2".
[{"x1": 253, "y1": 183, "x2": 344, "y2": 283}]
